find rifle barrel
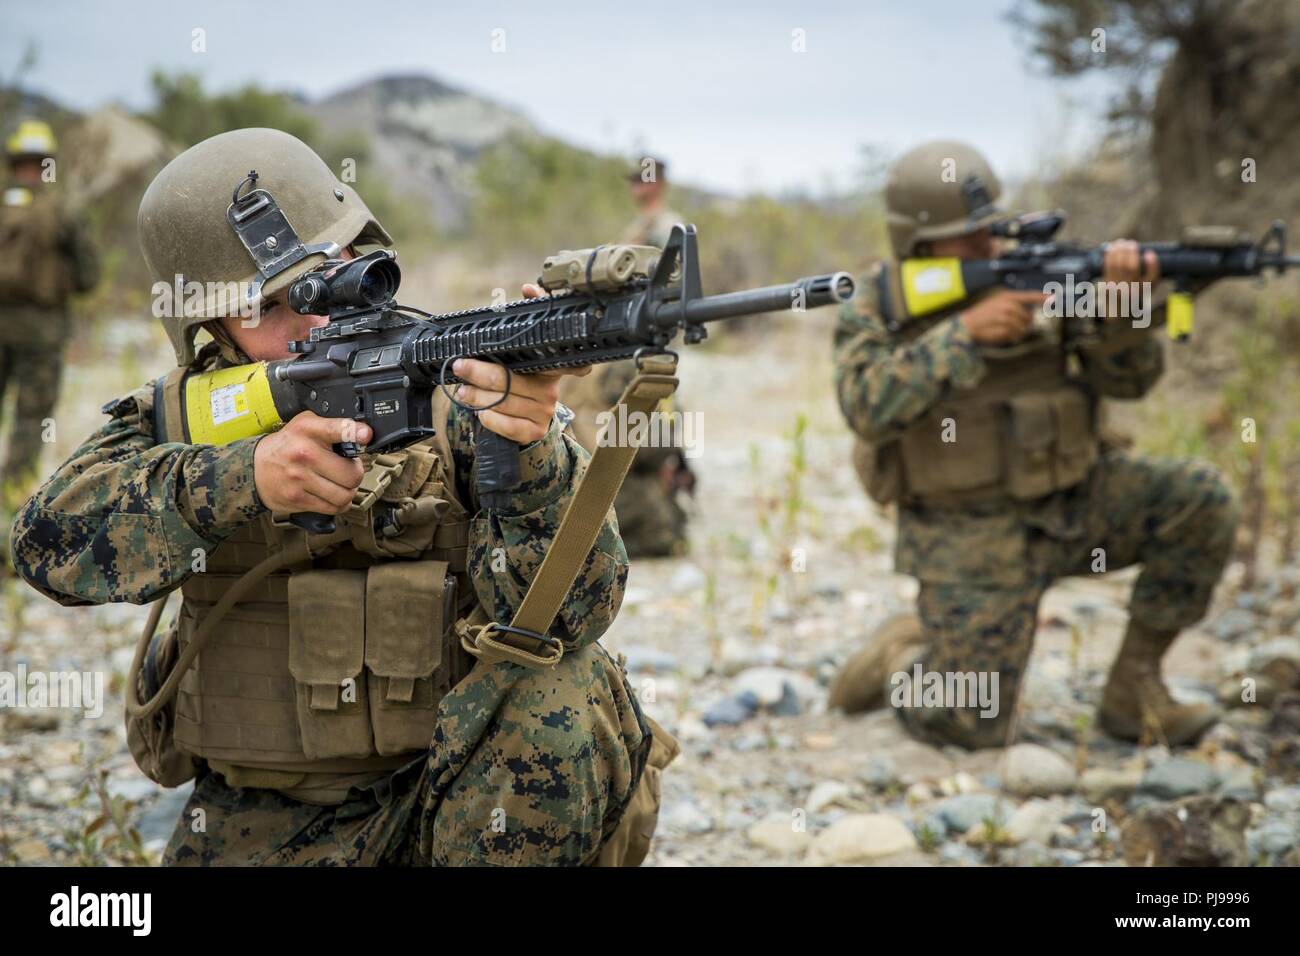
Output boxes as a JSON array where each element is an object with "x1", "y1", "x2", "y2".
[{"x1": 677, "y1": 272, "x2": 855, "y2": 324}]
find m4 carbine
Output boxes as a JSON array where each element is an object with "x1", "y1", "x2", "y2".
[
  {"x1": 159, "y1": 224, "x2": 854, "y2": 532},
  {"x1": 879, "y1": 214, "x2": 1300, "y2": 341}
]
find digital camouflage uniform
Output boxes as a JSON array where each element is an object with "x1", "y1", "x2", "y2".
[
  {"x1": 9, "y1": 127, "x2": 674, "y2": 866},
  {"x1": 833, "y1": 264, "x2": 1239, "y2": 748},
  {"x1": 557, "y1": 203, "x2": 691, "y2": 558},
  {"x1": 11, "y1": 333, "x2": 671, "y2": 865},
  {"x1": 0, "y1": 172, "x2": 98, "y2": 503}
]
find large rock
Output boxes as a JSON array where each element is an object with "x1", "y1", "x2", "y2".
[
  {"x1": 747, "y1": 813, "x2": 811, "y2": 855},
  {"x1": 1080, "y1": 766, "x2": 1143, "y2": 803},
  {"x1": 1001, "y1": 744, "x2": 1077, "y2": 796},
  {"x1": 1121, "y1": 797, "x2": 1249, "y2": 866},
  {"x1": 1003, "y1": 798, "x2": 1072, "y2": 846},
  {"x1": 1138, "y1": 758, "x2": 1218, "y2": 799},
  {"x1": 933, "y1": 793, "x2": 1012, "y2": 834},
  {"x1": 807, "y1": 813, "x2": 918, "y2": 865}
]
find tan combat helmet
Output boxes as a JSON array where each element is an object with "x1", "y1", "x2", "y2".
[
  {"x1": 138, "y1": 127, "x2": 392, "y2": 366},
  {"x1": 884, "y1": 140, "x2": 1003, "y2": 259}
]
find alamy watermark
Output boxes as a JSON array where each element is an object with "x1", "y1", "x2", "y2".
[
  {"x1": 0, "y1": 665, "x2": 104, "y2": 719},
  {"x1": 890, "y1": 664, "x2": 1000, "y2": 719},
  {"x1": 596, "y1": 404, "x2": 704, "y2": 459},
  {"x1": 1043, "y1": 275, "x2": 1152, "y2": 328}
]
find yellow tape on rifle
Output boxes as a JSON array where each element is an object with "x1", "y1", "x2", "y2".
[
  {"x1": 183, "y1": 363, "x2": 283, "y2": 445},
  {"x1": 901, "y1": 258, "x2": 966, "y2": 318}
]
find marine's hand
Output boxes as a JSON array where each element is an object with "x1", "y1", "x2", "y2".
[
  {"x1": 453, "y1": 283, "x2": 592, "y2": 444},
  {"x1": 253, "y1": 412, "x2": 372, "y2": 515},
  {"x1": 1102, "y1": 238, "x2": 1160, "y2": 286},
  {"x1": 959, "y1": 290, "x2": 1049, "y2": 345}
]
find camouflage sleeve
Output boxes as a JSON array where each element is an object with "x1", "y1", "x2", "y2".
[
  {"x1": 446, "y1": 402, "x2": 628, "y2": 651},
  {"x1": 9, "y1": 382, "x2": 265, "y2": 607},
  {"x1": 832, "y1": 267, "x2": 987, "y2": 444}
]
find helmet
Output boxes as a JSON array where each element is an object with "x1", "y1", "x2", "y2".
[
  {"x1": 6, "y1": 119, "x2": 58, "y2": 161},
  {"x1": 884, "y1": 140, "x2": 1003, "y2": 258},
  {"x1": 137, "y1": 127, "x2": 392, "y2": 366}
]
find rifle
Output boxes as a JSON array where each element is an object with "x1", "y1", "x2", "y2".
[
  {"x1": 879, "y1": 214, "x2": 1300, "y2": 342},
  {"x1": 157, "y1": 224, "x2": 854, "y2": 532}
]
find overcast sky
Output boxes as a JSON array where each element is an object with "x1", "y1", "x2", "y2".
[{"x1": 4, "y1": 0, "x2": 1124, "y2": 196}]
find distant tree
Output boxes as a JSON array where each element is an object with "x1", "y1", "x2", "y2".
[{"x1": 145, "y1": 71, "x2": 320, "y2": 148}]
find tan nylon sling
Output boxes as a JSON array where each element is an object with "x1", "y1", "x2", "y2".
[
  {"x1": 459, "y1": 353, "x2": 680, "y2": 668},
  {"x1": 127, "y1": 352, "x2": 681, "y2": 714}
]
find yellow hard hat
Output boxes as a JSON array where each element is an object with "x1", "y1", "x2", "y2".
[{"x1": 6, "y1": 119, "x2": 58, "y2": 160}]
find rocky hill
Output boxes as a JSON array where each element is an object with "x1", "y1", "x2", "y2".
[{"x1": 303, "y1": 73, "x2": 540, "y2": 232}]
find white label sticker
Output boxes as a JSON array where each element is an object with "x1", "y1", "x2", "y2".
[
  {"x1": 210, "y1": 383, "x2": 249, "y2": 426},
  {"x1": 911, "y1": 266, "x2": 954, "y2": 295}
]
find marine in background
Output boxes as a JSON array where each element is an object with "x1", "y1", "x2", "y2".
[
  {"x1": 560, "y1": 155, "x2": 693, "y2": 558},
  {"x1": 829, "y1": 140, "x2": 1238, "y2": 750}
]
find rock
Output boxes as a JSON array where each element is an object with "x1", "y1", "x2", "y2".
[
  {"x1": 661, "y1": 799, "x2": 713, "y2": 834},
  {"x1": 1252, "y1": 819, "x2": 1299, "y2": 859},
  {"x1": 1263, "y1": 786, "x2": 1300, "y2": 814},
  {"x1": 106, "y1": 776, "x2": 159, "y2": 803},
  {"x1": 1211, "y1": 609, "x2": 1258, "y2": 641},
  {"x1": 1139, "y1": 758, "x2": 1218, "y2": 799},
  {"x1": 1249, "y1": 637, "x2": 1300, "y2": 670},
  {"x1": 933, "y1": 793, "x2": 1011, "y2": 834},
  {"x1": 863, "y1": 754, "x2": 898, "y2": 787},
  {"x1": 1121, "y1": 796, "x2": 1249, "y2": 867},
  {"x1": 1001, "y1": 743, "x2": 1077, "y2": 796},
  {"x1": 1215, "y1": 767, "x2": 1261, "y2": 802},
  {"x1": 805, "y1": 781, "x2": 854, "y2": 814},
  {"x1": 938, "y1": 842, "x2": 980, "y2": 866},
  {"x1": 905, "y1": 782, "x2": 933, "y2": 804},
  {"x1": 1080, "y1": 766, "x2": 1143, "y2": 803},
  {"x1": 621, "y1": 646, "x2": 679, "y2": 674},
  {"x1": 1013, "y1": 840, "x2": 1052, "y2": 866},
  {"x1": 1218, "y1": 674, "x2": 1281, "y2": 709},
  {"x1": 668, "y1": 563, "x2": 706, "y2": 593},
  {"x1": 702, "y1": 691, "x2": 759, "y2": 728},
  {"x1": 1004, "y1": 798, "x2": 1071, "y2": 846},
  {"x1": 935, "y1": 771, "x2": 980, "y2": 797},
  {"x1": 714, "y1": 636, "x2": 780, "y2": 676},
  {"x1": 892, "y1": 740, "x2": 956, "y2": 785},
  {"x1": 135, "y1": 781, "x2": 194, "y2": 844},
  {"x1": 807, "y1": 813, "x2": 918, "y2": 865},
  {"x1": 11, "y1": 838, "x2": 51, "y2": 863},
  {"x1": 4, "y1": 709, "x2": 59, "y2": 733},
  {"x1": 732, "y1": 667, "x2": 812, "y2": 713},
  {"x1": 747, "y1": 812, "x2": 810, "y2": 854},
  {"x1": 43, "y1": 740, "x2": 83, "y2": 764}
]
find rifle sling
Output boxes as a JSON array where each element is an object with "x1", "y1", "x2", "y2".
[{"x1": 462, "y1": 353, "x2": 680, "y2": 668}]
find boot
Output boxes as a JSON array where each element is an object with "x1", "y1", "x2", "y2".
[
  {"x1": 829, "y1": 613, "x2": 925, "y2": 714},
  {"x1": 1098, "y1": 619, "x2": 1220, "y2": 745}
]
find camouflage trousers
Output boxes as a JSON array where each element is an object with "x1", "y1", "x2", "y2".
[
  {"x1": 0, "y1": 342, "x2": 63, "y2": 495},
  {"x1": 615, "y1": 471, "x2": 688, "y2": 559},
  {"x1": 162, "y1": 643, "x2": 675, "y2": 866},
  {"x1": 895, "y1": 453, "x2": 1239, "y2": 750}
]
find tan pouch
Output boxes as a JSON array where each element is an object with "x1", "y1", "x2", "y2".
[
  {"x1": 287, "y1": 568, "x2": 373, "y2": 760},
  {"x1": 1005, "y1": 388, "x2": 1096, "y2": 500},
  {"x1": 1052, "y1": 388, "x2": 1098, "y2": 489},
  {"x1": 852, "y1": 436, "x2": 902, "y2": 506},
  {"x1": 899, "y1": 403, "x2": 1003, "y2": 499},
  {"x1": 1004, "y1": 393, "x2": 1057, "y2": 500},
  {"x1": 125, "y1": 616, "x2": 200, "y2": 788},
  {"x1": 595, "y1": 714, "x2": 680, "y2": 867},
  {"x1": 364, "y1": 560, "x2": 454, "y2": 755}
]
